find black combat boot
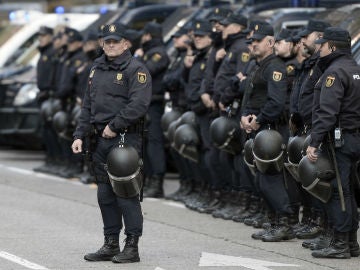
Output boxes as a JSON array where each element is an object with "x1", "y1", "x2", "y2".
[
  {"x1": 312, "y1": 231, "x2": 351, "y2": 259},
  {"x1": 143, "y1": 175, "x2": 164, "y2": 198},
  {"x1": 308, "y1": 228, "x2": 333, "y2": 250},
  {"x1": 232, "y1": 194, "x2": 258, "y2": 223},
  {"x1": 198, "y1": 190, "x2": 224, "y2": 214},
  {"x1": 349, "y1": 230, "x2": 360, "y2": 257},
  {"x1": 251, "y1": 212, "x2": 276, "y2": 240},
  {"x1": 262, "y1": 215, "x2": 295, "y2": 242},
  {"x1": 112, "y1": 235, "x2": 140, "y2": 263},
  {"x1": 84, "y1": 235, "x2": 120, "y2": 261},
  {"x1": 296, "y1": 212, "x2": 324, "y2": 239}
]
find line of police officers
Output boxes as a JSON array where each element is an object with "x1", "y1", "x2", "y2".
[{"x1": 33, "y1": 7, "x2": 360, "y2": 263}]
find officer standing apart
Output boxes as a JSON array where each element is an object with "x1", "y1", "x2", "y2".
[
  {"x1": 72, "y1": 23, "x2": 152, "y2": 263},
  {"x1": 306, "y1": 27, "x2": 360, "y2": 259}
]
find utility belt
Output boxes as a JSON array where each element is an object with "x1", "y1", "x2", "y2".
[{"x1": 94, "y1": 123, "x2": 142, "y2": 136}]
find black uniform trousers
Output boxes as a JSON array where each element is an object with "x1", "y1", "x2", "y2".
[
  {"x1": 327, "y1": 132, "x2": 360, "y2": 232},
  {"x1": 145, "y1": 102, "x2": 166, "y2": 177},
  {"x1": 92, "y1": 133, "x2": 143, "y2": 237},
  {"x1": 41, "y1": 120, "x2": 62, "y2": 160}
]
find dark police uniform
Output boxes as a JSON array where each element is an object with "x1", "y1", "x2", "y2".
[
  {"x1": 309, "y1": 27, "x2": 360, "y2": 259},
  {"x1": 139, "y1": 22, "x2": 170, "y2": 198},
  {"x1": 241, "y1": 24, "x2": 295, "y2": 242},
  {"x1": 73, "y1": 23, "x2": 152, "y2": 263}
]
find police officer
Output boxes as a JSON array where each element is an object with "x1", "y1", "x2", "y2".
[
  {"x1": 72, "y1": 23, "x2": 151, "y2": 263},
  {"x1": 135, "y1": 22, "x2": 170, "y2": 198},
  {"x1": 240, "y1": 24, "x2": 294, "y2": 242},
  {"x1": 306, "y1": 27, "x2": 360, "y2": 259},
  {"x1": 34, "y1": 26, "x2": 62, "y2": 174}
]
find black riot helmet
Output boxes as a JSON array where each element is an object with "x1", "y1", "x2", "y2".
[
  {"x1": 209, "y1": 116, "x2": 243, "y2": 155},
  {"x1": 173, "y1": 123, "x2": 200, "y2": 163},
  {"x1": 52, "y1": 110, "x2": 71, "y2": 139},
  {"x1": 179, "y1": 111, "x2": 196, "y2": 127},
  {"x1": 298, "y1": 152, "x2": 335, "y2": 203},
  {"x1": 252, "y1": 129, "x2": 286, "y2": 174},
  {"x1": 302, "y1": 134, "x2": 311, "y2": 156},
  {"x1": 287, "y1": 135, "x2": 306, "y2": 165},
  {"x1": 70, "y1": 104, "x2": 81, "y2": 127},
  {"x1": 40, "y1": 98, "x2": 61, "y2": 122},
  {"x1": 243, "y1": 138, "x2": 256, "y2": 176},
  {"x1": 167, "y1": 118, "x2": 181, "y2": 147},
  {"x1": 161, "y1": 110, "x2": 182, "y2": 139},
  {"x1": 106, "y1": 143, "x2": 143, "y2": 198}
]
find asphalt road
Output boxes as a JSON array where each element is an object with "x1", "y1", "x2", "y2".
[{"x1": 0, "y1": 148, "x2": 359, "y2": 270}]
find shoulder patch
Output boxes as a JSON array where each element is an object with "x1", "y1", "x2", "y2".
[
  {"x1": 241, "y1": 52, "x2": 250, "y2": 62},
  {"x1": 152, "y1": 53, "x2": 162, "y2": 62},
  {"x1": 273, "y1": 71, "x2": 283, "y2": 82},
  {"x1": 75, "y1": 60, "x2": 82, "y2": 67},
  {"x1": 138, "y1": 72, "x2": 147, "y2": 83},
  {"x1": 286, "y1": 65, "x2": 295, "y2": 74},
  {"x1": 325, "y1": 75, "x2": 335, "y2": 88}
]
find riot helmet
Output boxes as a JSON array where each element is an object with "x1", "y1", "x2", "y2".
[
  {"x1": 209, "y1": 116, "x2": 243, "y2": 155},
  {"x1": 301, "y1": 134, "x2": 311, "y2": 156},
  {"x1": 106, "y1": 143, "x2": 143, "y2": 198},
  {"x1": 179, "y1": 111, "x2": 196, "y2": 127},
  {"x1": 167, "y1": 118, "x2": 181, "y2": 147},
  {"x1": 70, "y1": 104, "x2": 81, "y2": 127},
  {"x1": 284, "y1": 135, "x2": 306, "y2": 182},
  {"x1": 252, "y1": 129, "x2": 286, "y2": 174},
  {"x1": 243, "y1": 138, "x2": 256, "y2": 176},
  {"x1": 161, "y1": 110, "x2": 182, "y2": 139},
  {"x1": 298, "y1": 152, "x2": 334, "y2": 203},
  {"x1": 52, "y1": 110, "x2": 71, "y2": 139},
  {"x1": 173, "y1": 123, "x2": 200, "y2": 163},
  {"x1": 40, "y1": 98, "x2": 61, "y2": 122}
]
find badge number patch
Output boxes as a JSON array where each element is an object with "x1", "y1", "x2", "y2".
[
  {"x1": 138, "y1": 72, "x2": 147, "y2": 83},
  {"x1": 325, "y1": 75, "x2": 335, "y2": 88},
  {"x1": 273, "y1": 71, "x2": 282, "y2": 81}
]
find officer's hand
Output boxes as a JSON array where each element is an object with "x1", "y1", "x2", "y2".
[
  {"x1": 236, "y1": 72, "x2": 246, "y2": 82},
  {"x1": 134, "y1": 48, "x2": 144, "y2": 58},
  {"x1": 218, "y1": 102, "x2": 226, "y2": 111},
  {"x1": 249, "y1": 115, "x2": 260, "y2": 131},
  {"x1": 72, "y1": 139, "x2": 83, "y2": 154},
  {"x1": 184, "y1": 55, "x2": 194, "y2": 68},
  {"x1": 103, "y1": 125, "x2": 117, "y2": 139},
  {"x1": 201, "y1": 93, "x2": 212, "y2": 108},
  {"x1": 241, "y1": 115, "x2": 253, "y2": 133},
  {"x1": 216, "y1": 48, "x2": 226, "y2": 61},
  {"x1": 306, "y1": 146, "x2": 318, "y2": 162}
]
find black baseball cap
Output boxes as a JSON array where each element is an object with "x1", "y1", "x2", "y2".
[
  {"x1": 193, "y1": 20, "x2": 213, "y2": 36},
  {"x1": 275, "y1": 28, "x2": 292, "y2": 42},
  {"x1": 171, "y1": 28, "x2": 188, "y2": 38},
  {"x1": 208, "y1": 7, "x2": 233, "y2": 22},
  {"x1": 251, "y1": 24, "x2": 274, "y2": 40},
  {"x1": 142, "y1": 22, "x2": 163, "y2": 38},
  {"x1": 298, "y1": 19, "x2": 331, "y2": 37},
  {"x1": 67, "y1": 29, "x2": 83, "y2": 43},
  {"x1": 38, "y1": 26, "x2": 53, "y2": 35},
  {"x1": 315, "y1": 27, "x2": 351, "y2": 44},
  {"x1": 102, "y1": 23, "x2": 127, "y2": 41},
  {"x1": 220, "y1": 13, "x2": 247, "y2": 27},
  {"x1": 243, "y1": 20, "x2": 269, "y2": 34}
]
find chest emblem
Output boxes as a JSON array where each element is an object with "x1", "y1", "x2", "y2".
[
  {"x1": 200, "y1": 63, "x2": 206, "y2": 70},
  {"x1": 42, "y1": 55, "x2": 48, "y2": 62},
  {"x1": 138, "y1": 72, "x2": 147, "y2": 83},
  {"x1": 286, "y1": 65, "x2": 294, "y2": 74},
  {"x1": 241, "y1": 52, "x2": 249, "y2": 62},
  {"x1": 152, "y1": 53, "x2": 162, "y2": 62},
  {"x1": 116, "y1": 73, "x2": 123, "y2": 81},
  {"x1": 273, "y1": 71, "x2": 283, "y2": 82},
  {"x1": 325, "y1": 75, "x2": 335, "y2": 88}
]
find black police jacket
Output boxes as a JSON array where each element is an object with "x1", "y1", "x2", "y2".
[
  {"x1": 297, "y1": 52, "x2": 322, "y2": 126},
  {"x1": 73, "y1": 49, "x2": 152, "y2": 139},
  {"x1": 242, "y1": 53, "x2": 287, "y2": 125},
  {"x1": 56, "y1": 48, "x2": 86, "y2": 101},
  {"x1": 36, "y1": 44, "x2": 56, "y2": 92},
  {"x1": 310, "y1": 51, "x2": 360, "y2": 148},
  {"x1": 213, "y1": 32, "x2": 250, "y2": 104},
  {"x1": 140, "y1": 38, "x2": 170, "y2": 100}
]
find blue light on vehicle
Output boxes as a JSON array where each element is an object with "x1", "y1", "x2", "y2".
[
  {"x1": 55, "y1": 6, "x2": 65, "y2": 14},
  {"x1": 100, "y1": 6, "x2": 108, "y2": 14},
  {"x1": 9, "y1": 11, "x2": 16, "y2": 21}
]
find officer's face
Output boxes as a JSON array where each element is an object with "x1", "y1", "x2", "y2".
[
  {"x1": 212, "y1": 21, "x2": 224, "y2": 32},
  {"x1": 38, "y1": 34, "x2": 52, "y2": 48},
  {"x1": 222, "y1": 23, "x2": 241, "y2": 40},
  {"x1": 252, "y1": 36, "x2": 274, "y2": 59},
  {"x1": 302, "y1": 31, "x2": 322, "y2": 55},
  {"x1": 103, "y1": 38, "x2": 128, "y2": 59},
  {"x1": 193, "y1": 34, "x2": 212, "y2": 50},
  {"x1": 274, "y1": 39, "x2": 293, "y2": 58},
  {"x1": 319, "y1": 41, "x2": 332, "y2": 58},
  {"x1": 173, "y1": 34, "x2": 190, "y2": 49},
  {"x1": 68, "y1": 41, "x2": 83, "y2": 52}
]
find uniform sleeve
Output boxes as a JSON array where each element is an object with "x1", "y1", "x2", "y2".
[
  {"x1": 109, "y1": 66, "x2": 152, "y2": 132},
  {"x1": 256, "y1": 63, "x2": 287, "y2": 124},
  {"x1": 310, "y1": 72, "x2": 344, "y2": 147},
  {"x1": 144, "y1": 51, "x2": 169, "y2": 76},
  {"x1": 56, "y1": 60, "x2": 79, "y2": 99}
]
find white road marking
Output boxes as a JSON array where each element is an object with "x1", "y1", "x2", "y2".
[
  {"x1": 154, "y1": 267, "x2": 166, "y2": 270},
  {"x1": 6, "y1": 167, "x2": 33, "y2": 175},
  {"x1": 0, "y1": 251, "x2": 49, "y2": 270},
  {"x1": 199, "y1": 252, "x2": 300, "y2": 270},
  {"x1": 163, "y1": 201, "x2": 186, "y2": 208}
]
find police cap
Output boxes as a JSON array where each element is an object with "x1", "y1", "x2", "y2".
[
  {"x1": 244, "y1": 20, "x2": 269, "y2": 34},
  {"x1": 193, "y1": 20, "x2": 212, "y2": 36},
  {"x1": 299, "y1": 19, "x2": 331, "y2": 37},
  {"x1": 315, "y1": 27, "x2": 351, "y2": 44},
  {"x1": 38, "y1": 26, "x2": 53, "y2": 36},
  {"x1": 208, "y1": 7, "x2": 233, "y2": 22},
  {"x1": 220, "y1": 13, "x2": 247, "y2": 27},
  {"x1": 67, "y1": 29, "x2": 83, "y2": 43},
  {"x1": 171, "y1": 28, "x2": 188, "y2": 38},
  {"x1": 102, "y1": 23, "x2": 127, "y2": 41},
  {"x1": 84, "y1": 30, "x2": 98, "y2": 42},
  {"x1": 275, "y1": 28, "x2": 292, "y2": 42},
  {"x1": 251, "y1": 24, "x2": 274, "y2": 40},
  {"x1": 285, "y1": 29, "x2": 302, "y2": 43},
  {"x1": 142, "y1": 22, "x2": 163, "y2": 38}
]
